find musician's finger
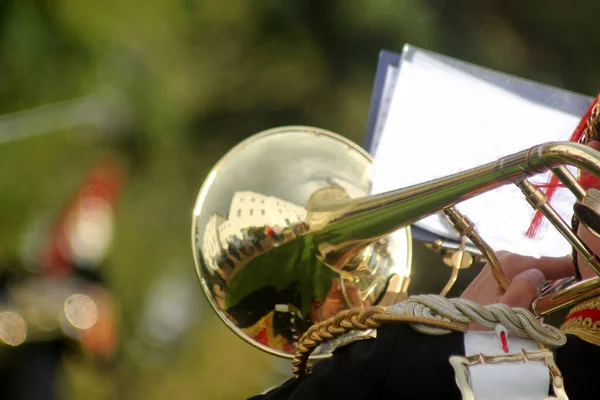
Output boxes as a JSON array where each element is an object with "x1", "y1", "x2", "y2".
[
  {"x1": 498, "y1": 269, "x2": 545, "y2": 308},
  {"x1": 499, "y1": 253, "x2": 573, "y2": 281}
]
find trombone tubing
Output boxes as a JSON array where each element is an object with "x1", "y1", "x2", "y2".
[{"x1": 313, "y1": 142, "x2": 600, "y2": 246}]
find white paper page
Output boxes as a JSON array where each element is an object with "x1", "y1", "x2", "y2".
[
  {"x1": 371, "y1": 65, "x2": 399, "y2": 151},
  {"x1": 372, "y1": 51, "x2": 582, "y2": 257}
]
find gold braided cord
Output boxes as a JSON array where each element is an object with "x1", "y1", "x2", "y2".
[
  {"x1": 583, "y1": 95, "x2": 600, "y2": 144},
  {"x1": 560, "y1": 295, "x2": 600, "y2": 347},
  {"x1": 292, "y1": 306, "x2": 467, "y2": 378},
  {"x1": 293, "y1": 295, "x2": 566, "y2": 378}
]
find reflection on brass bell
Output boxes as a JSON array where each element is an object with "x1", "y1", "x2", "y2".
[
  {"x1": 574, "y1": 188, "x2": 600, "y2": 238},
  {"x1": 192, "y1": 126, "x2": 412, "y2": 359},
  {"x1": 444, "y1": 250, "x2": 473, "y2": 270}
]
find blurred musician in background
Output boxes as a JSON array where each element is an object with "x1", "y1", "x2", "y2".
[{"x1": 0, "y1": 161, "x2": 122, "y2": 399}]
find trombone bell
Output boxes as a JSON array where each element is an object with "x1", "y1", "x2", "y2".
[{"x1": 192, "y1": 126, "x2": 412, "y2": 359}]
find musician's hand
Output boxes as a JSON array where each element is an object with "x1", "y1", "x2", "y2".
[
  {"x1": 460, "y1": 141, "x2": 600, "y2": 315},
  {"x1": 460, "y1": 252, "x2": 573, "y2": 309}
]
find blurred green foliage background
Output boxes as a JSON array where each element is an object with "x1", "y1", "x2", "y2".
[{"x1": 1, "y1": 1, "x2": 600, "y2": 399}]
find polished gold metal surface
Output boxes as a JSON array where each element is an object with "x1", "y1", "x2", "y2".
[
  {"x1": 443, "y1": 206, "x2": 508, "y2": 291},
  {"x1": 533, "y1": 276, "x2": 600, "y2": 315},
  {"x1": 438, "y1": 235, "x2": 468, "y2": 297},
  {"x1": 518, "y1": 177, "x2": 600, "y2": 279},
  {"x1": 438, "y1": 206, "x2": 497, "y2": 297},
  {"x1": 193, "y1": 125, "x2": 600, "y2": 358},
  {"x1": 192, "y1": 126, "x2": 411, "y2": 358},
  {"x1": 425, "y1": 240, "x2": 484, "y2": 266},
  {"x1": 303, "y1": 140, "x2": 600, "y2": 315}
]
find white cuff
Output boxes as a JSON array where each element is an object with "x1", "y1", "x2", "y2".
[{"x1": 463, "y1": 329, "x2": 549, "y2": 400}]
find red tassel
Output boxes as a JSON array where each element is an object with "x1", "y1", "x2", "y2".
[
  {"x1": 525, "y1": 98, "x2": 599, "y2": 238},
  {"x1": 579, "y1": 173, "x2": 600, "y2": 189},
  {"x1": 532, "y1": 171, "x2": 600, "y2": 190}
]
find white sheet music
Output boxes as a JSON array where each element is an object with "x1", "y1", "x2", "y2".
[
  {"x1": 371, "y1": 50, "x2": 584, "y2": 257},
  {"x1": 371, "y1": 65, "x2": 399, "y2": 152}
]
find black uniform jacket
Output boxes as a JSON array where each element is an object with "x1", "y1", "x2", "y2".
[{"x1": 250, "y1": 324, "x2": 597, "y2": 399}]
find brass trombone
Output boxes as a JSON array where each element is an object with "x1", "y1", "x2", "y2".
[{"x1": 192, "y1": 126, "x2": 600, "y2": 359}]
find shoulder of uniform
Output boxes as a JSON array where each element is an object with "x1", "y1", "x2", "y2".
[{"x1": 325, "y1": 330, "x2": 377, "y2": 353}]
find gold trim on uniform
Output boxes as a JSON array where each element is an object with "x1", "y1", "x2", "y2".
[{"x1": 560, "y1": 296, "x2": 600, "y2": 347}]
